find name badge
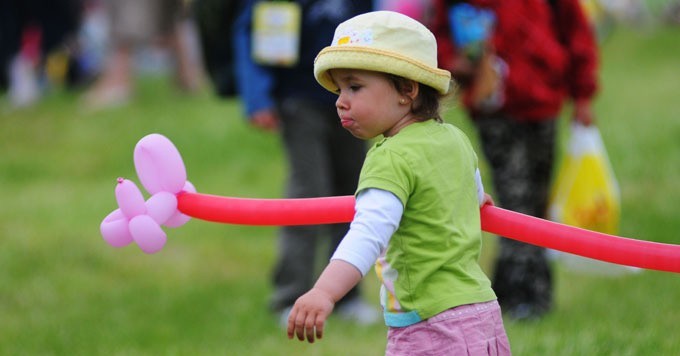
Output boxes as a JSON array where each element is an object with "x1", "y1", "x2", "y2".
[{"x1": 252, "y1": 1, "x2": 302, "y2": 67}]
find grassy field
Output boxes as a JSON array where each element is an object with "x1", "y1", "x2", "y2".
[{"x1": 1, "y1": 24, "x2": 679, "y2": 355}]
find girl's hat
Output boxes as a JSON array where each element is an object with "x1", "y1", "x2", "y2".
[{"x1": 314, "y1": 11, "x2": 451, "y2": 95}]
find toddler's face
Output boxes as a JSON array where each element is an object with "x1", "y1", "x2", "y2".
[{"x1": 330, "y1": 68, "x2": 415, "y2": 139}]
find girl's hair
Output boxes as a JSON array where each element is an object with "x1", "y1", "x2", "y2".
[{"x1": 386, "y1": 75, "x2": 457, "y2": 123}]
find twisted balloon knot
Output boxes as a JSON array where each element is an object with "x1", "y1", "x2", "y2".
[{"x1": 100, "y1": 134, "x2": 195, "y2": 254}]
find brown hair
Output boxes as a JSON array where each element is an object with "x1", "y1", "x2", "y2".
[{"x1": 386, "y1": 74, "x2": 456, "y2": 123}]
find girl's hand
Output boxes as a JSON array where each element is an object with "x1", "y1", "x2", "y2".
[
  {"x1": 482, "y1": 193, "x2": 495, "y2": 206},
  {"x1": 286, "y1": 260, "x2": 362, "y2": 342},
  {"x1": 572, "y1": 98, "x2": 594, "y2": 126},
  {"x1": 287, "y1": 288, "x2": 335, "y2": 343},
  {"x1": 250, "y1": 109, "x2": 279, "y2": 132}
]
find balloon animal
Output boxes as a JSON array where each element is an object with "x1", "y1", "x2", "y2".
[{"x1": 101, "y1": 134, "x2": 680, "y2": 273}]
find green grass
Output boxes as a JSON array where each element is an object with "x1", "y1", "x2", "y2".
[{"x1": 1, "y1": 25, "x2": 679, "y2": 355}]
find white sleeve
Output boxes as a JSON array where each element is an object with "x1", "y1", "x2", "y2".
[
  {"x1": 331, "y1": 188, "x2": 403, "y2": 276},
  {"x1": 475, "y1": 168, "x2": 486, "y2": 207}
]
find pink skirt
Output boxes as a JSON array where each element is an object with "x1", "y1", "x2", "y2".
[{"x1": 386, "y1": 300, "x2": 511, "y2": 355}]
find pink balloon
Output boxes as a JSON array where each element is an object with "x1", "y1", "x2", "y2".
[
  {"x1": 100, "y1": 133, "x2": 680, "y2": 272},
  {"x1": 175, "y1": 192, "x2": 680, "y2": 274},
  {"x1": 145, "y1": 191, "x2": 178, "y2": 225},
  {"x1": 129, "y1": 215, "x2": 167, "y2": 254},
  {"x1": 480, "y1": 206, "x2": 680, "y2": 274},
  {"x1": 115, "y1": 178, "x2": 146, "y2": 218},
  {"x1": 100, "y1": 209, "x2": 134, "y2": 247},
  {"x1": 134, "y1": 133, "x2": 187, "y2": 194},
  {"x1": 163, "y1": 181, "x2": 196, "y2": 228},
  {"x1": 177, "y1": 193, "x2": 355, "y2": 226}
]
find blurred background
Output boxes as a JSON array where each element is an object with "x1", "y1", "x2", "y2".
[{"x1": 1, "y1": 0, "x2": 679, "y2": 354}]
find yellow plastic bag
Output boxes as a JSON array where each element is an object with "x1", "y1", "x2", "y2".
[
  {"x1": 548, "y1": 124, "x2": 638, "y2": 275},
  {"x1": 548, "y1": 123, "x2": 620, "y2": 234}
]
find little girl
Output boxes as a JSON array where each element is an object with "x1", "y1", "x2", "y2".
[{"x1": 286, "y1": 11, "x2": 511, "y2": 355}]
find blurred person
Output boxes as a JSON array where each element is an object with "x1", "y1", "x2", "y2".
[
  {"x1": 432, "y1": 0, "x2": 599, "y2": 321},
  {"x1": 192, "y1": 0, "x2": 240, "y2": 98},
  {"x1": 233, "y1": 0, "x2": 379, "y2": 326},
  {"x1": 83, "y1": 0, "x2": 203, "y2": 109},
  {"x1": 0, "y1": 0, "x2": 83, "y2": 107},
  {"x1": 286, "y1": 11, "x2": 510, "y2": 354}
]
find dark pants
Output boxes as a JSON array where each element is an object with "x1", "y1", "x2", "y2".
[
  {"x1": 269, "y1": 97, "x2": 367, "y2": 311},
  {"x1": 474, "y1": 116, "x2": 556, "y2": 316}
]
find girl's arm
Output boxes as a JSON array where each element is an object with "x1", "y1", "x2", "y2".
[{"x1": 287, "y1": 188, "x2": 403, "y2": 343}]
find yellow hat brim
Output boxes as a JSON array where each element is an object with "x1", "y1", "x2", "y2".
[{"x1": 314, "y1": 46, "x2": 451, "y2": 95}]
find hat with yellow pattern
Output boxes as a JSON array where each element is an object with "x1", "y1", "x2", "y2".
[{"x1": 314, "y1": 11, "x2": 451, "y2": 95}]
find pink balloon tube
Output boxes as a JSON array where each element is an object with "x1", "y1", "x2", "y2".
[
  {"x1": 103, "y1": 133, "x2": 680, "y2": 272},
  {"x1": 176, "y1": 192, "x2": 680, "y2": 274}
]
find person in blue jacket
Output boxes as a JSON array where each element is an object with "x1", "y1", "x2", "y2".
[{"x1": 232, "y1": 0, "x2": 378, "y2": 325}]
